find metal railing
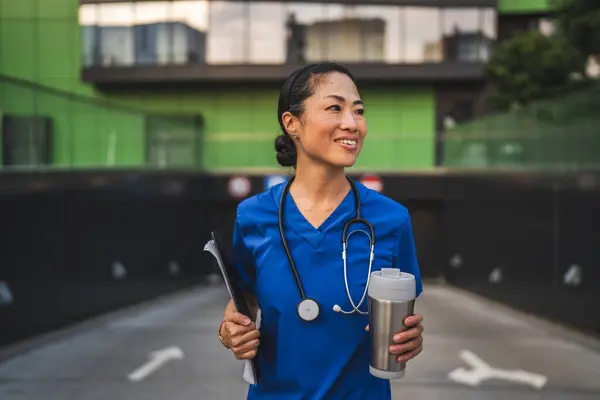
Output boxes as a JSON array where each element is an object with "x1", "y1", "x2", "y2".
[{"x1": 442, "y1": 83, "x2": 600, "y2": 171}]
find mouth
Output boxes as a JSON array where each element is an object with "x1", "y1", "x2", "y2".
[{"x1": 334, "y1": 138, "x2": 358, "y2": 151}]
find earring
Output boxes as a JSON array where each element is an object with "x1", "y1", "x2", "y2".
[{"x1": 289, "y1": 133, "x2": 298, "y2": 140}]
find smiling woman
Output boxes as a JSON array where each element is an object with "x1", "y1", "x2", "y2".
[
  {"x1": 217, "y1": 62, "x2": 425, "y2": 400},
  {"x1": 275, "y1": 62, "x2": 366, "y2": 169}
]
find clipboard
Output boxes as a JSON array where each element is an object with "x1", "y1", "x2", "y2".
[{"x1": 204, "y1": 231, "x2": 260, "y2": 385}]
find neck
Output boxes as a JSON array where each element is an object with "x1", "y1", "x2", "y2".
[{"x1": 291, "y1": 160, "x2": 349, "y2": 204}]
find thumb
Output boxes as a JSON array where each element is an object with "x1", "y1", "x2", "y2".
[
  {"x1": 228, "y1": 312, "x2": 252, "y2": 326},
  {"x1": 365, "y1": 325, "x2": 370, "y2": 332}
]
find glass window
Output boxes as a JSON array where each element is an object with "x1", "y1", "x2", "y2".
[
  {"x1": 442, "y1": 9, "x2": 480, "y2": 35},
  {"x1": 96, "y1": 3, "x2": 136, "y2": 66},
  {"x1": 171, "y1": 1, "x2": 209, "y2": 64},
  {"x1": 78, "y1": 2, "x2": 498, "y2": 67},
  {"x1": 80, "y1": 1, "x2": 210, "y2": 67},
  {"x1": 482, "y1": 8, "x2": 497, "y2": 40},
  {"x1": 442, "y1": 8, "x2": 492, "y2": 62},
  {"x1": 134, "y1": 2, "x2": 173, "y2": 65},
  {"x1": 248, "y1": 2, "x2": 286, "y2": 64},
  {"x1": 339, "y1": 5, "x2": 401, "y2": 63},
  {"x1": 207, "y1": 1, "x2": 248, "y2": 64},
  {"x1": 146, "y1": 116, "x2": 203, "y2": 168},
  {"x1": 285, "y1": 3, "x2": 401, "y2": 63},
  {"x1": 404, "y1": 7, "x2": 442, "y2": 63},
  {"x1": 79, "y1": 5, "x2": 99, "y2": 67},
  {"x1": 284, "y1": 2, "x2": 329, "y2": 63}
]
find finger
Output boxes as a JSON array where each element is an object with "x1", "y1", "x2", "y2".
[
  {"x1": 226, "y1": 321, "x2": 257, "y2": 337},
  {"x1": 236, "y1": 349, "x2": 258, "y2": 360},
  {"x1": 230, "y1": 328, "x2": 260, "y2": 348},
  {"x1": 390, "y1": 336, "x2": 423, "y2": 355},
  {"x1": 396, "y1": 344, "x2": 423, "y2": 363},
  {"x1": 393, "y1": 324, "x2": 424, "y2": 343},
  {"x1": 403, "y1": 314, "x2": 423, "y2": 327},
  {"x1": 227, "y1": 312, "x2": 252, "y2": 326},
  {"x1": 365, "y1": 325, "x2": 369, "y2": 332},
  {"x1": 233, "y1": 338, "x2": 260, "y2": 356}
]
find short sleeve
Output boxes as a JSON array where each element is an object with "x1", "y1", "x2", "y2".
[
  {"x1": 232, "y1": 216, "x2": 257, "y2": 294},
  {"x1": 395, "y1": 213, "x2": 423, "y2": 297}
]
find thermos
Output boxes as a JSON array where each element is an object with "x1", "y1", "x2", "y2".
[{"x1": 368, "y1": 268, "x2": 417, "y2": 380}]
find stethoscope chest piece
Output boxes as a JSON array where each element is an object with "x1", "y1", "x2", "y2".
[{"x1": 297, "y1": 298, "x2": 320, "y2": 322}]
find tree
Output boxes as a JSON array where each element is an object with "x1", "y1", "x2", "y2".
[
  {"x1": 551, "y1": 0, "x2": 600, "y2": 64},
  {"x1": 484, "y1": 30, "x2": 586, "y2": 110}
]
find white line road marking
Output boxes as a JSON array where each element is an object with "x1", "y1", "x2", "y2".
[
  {"x1": 128, "y1": 346, "x2": 184, "y2": 382},
  {"x1": 448, "y1": 350, "x2": 548, "y2": 390}
]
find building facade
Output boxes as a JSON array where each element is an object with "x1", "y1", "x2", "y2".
[{"x1": 0, "y1": 0, "x2": 554, "y2": 171}]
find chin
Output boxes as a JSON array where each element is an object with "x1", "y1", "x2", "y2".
[{"x1": 330, "y1": 154, "x2": 359, "y2": 168}]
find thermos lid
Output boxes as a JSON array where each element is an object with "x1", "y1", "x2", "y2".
[{"x1": 368, "y1": 268, "x2": 416, "y2": 302}]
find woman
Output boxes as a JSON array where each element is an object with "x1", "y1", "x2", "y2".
[{"x1": 218, "y1": 62, "x2": 424, "y2": 399}]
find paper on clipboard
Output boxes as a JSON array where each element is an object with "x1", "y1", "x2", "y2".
[{"x1": 204, "y1": 232, "x2": 260, "y2": 385}]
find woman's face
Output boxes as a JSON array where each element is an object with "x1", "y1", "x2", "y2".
[{"x1": 285, "y1": 71, "x2": 367, "y2": 168}]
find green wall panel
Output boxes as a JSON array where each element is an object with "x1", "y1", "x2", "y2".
[
  {"x1": 0, "y1": 20, "x2": 37, "y2": 80},
  {"x1": 0, "y1": 0, "x2": 37, "y2": 19},
  {"x1": 498, "y1": 0, "x2": 552, "y2": 14},
  {"x1": 0, "y1": 0, "x2": 97, "y2": 94},
  {"x1": 111, "y1": 86, "x2": 435, "y2": 170},
  {"x1": 38, "y1": 0, "x2": 78, "y2": 19},
  {"x1": 0, "y1": 79, "x2": 146, "y2": 167}
]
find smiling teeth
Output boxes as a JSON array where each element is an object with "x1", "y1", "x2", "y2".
[{"x1": 337, "y1": 140, "x2": 357, "y2": 145}]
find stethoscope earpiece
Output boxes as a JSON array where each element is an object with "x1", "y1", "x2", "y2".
[{"x1": 279, "y1": 176, "x2": 376, "y2": 321}]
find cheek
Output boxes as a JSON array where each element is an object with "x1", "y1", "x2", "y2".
[
  {"x1": 302, "y1": 121, "x2": 335, "y2": 148},
  {"x1": 358, "y1": 119, "x2": 368, "y2": 138}
]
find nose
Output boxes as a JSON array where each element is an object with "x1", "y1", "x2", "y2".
[{"x1": 339, "y1": 110, "x2": 358, "y2": 132}]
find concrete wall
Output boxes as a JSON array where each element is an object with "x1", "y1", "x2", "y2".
[{"x1": 1, "y1": 170, "x2": 598, "y2": 348}]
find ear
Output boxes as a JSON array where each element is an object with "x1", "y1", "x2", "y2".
[{"x1": 281, "y1": 111, "x2": 299, "y2": 135}]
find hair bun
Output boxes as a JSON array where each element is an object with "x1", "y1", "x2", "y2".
[{"x1": 274, "y1": 134, "x2": 297, "y2": 167}]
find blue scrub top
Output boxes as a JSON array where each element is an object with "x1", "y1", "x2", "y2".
[{"x1": 232, "y1": 180, "x2": 423, "y2": 400}]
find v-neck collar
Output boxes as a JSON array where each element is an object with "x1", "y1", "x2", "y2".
[{"x1": 273, "y1": 183, "x2": 356, "y2": 249}]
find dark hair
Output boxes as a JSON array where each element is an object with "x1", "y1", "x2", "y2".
[{"x1": 275, "y1": 62, "x2": 356, "y2": 167}]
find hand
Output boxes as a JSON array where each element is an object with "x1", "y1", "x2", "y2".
[
  {"x1": 365, "y1": 313, "x2": 424, "y2": 363},
  {"x1": 220, "y1": 311, "x2": 260, "y2": 360}
]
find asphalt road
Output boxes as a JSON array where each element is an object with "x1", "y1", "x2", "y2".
[{"x1": 1, "y1": 282, "x2": 599, "y2": 400}]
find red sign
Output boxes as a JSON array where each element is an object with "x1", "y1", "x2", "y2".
[{"x1": 360, "y1": 174, "x2": 383, "y2": 193}]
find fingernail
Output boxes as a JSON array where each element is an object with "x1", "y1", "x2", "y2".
[
  {"x1": 243, "y1": 318, "x2": 251, "y2": 325},
  {"x1": 394, "y1": 335, "x2": 401, "y2": 342}
]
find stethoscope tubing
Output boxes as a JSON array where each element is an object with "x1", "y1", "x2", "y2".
[{"x1": 279, "y1": 176, "x2": 376, "y2": 318}]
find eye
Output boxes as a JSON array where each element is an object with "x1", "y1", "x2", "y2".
[
  {"x1": 355, "y1": 108, "x2": 365, "y2": 115},
  {"x1": 326, "y1": 105, "x2": 341, "y2": 112}
]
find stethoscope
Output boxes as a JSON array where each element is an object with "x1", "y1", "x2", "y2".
[{"x1": 278, "y1": 175, "x2": 376, "y2": 322}]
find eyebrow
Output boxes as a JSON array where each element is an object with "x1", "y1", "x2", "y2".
[{"x1": 325, "y1": 95, "x2": 363, "y2": 106}]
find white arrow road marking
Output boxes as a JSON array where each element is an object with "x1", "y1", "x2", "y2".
[
  {"x1": 448, "y1": 350, "x2": 548, "y2": 390},
  {"x1": 128, "y1": 346, "x2": 184, "y2": 382}
]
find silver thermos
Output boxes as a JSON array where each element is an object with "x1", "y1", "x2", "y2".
[{"x1": 368, "y1": 268, "x2": 417, "y2": 380}]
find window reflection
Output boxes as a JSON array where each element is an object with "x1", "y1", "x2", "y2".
[
  {"x1": 80, "y1": 1, "x2": 208, "y2": 66},
  {"x1": 248, "y1": 3, "x2": 286, "y2": 64},
  {"x1": 78, "y1": 1, "x2": 497, "y2": 67},
  {"x1": 442, "y1": 9, "x2": 494, "y2": 62},
  {"x1": 207, "y1": 1, "x2": 248, "y2": 64},
  {"x1": 405, "y1": 8, "x2": 442, "y2": 63},
  {"x1": 97, "y1": 3, "x2": 136, "y2": 66}
]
